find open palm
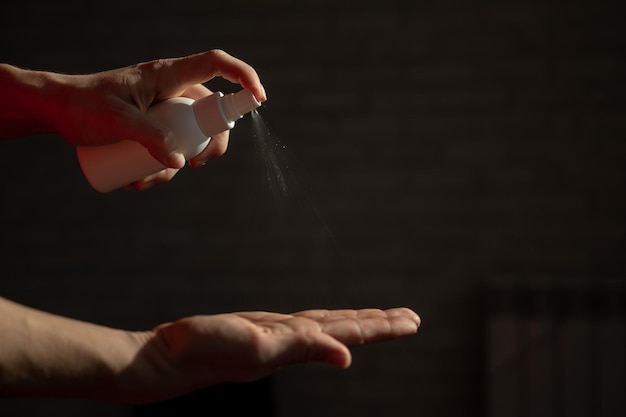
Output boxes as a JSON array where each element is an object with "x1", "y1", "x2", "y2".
[{"x1": 148, "y1": 308, "x2": 420, "y2": 399}]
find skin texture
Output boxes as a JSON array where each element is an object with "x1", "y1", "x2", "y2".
[
  {"x1": 0, "y1": 50, "x2": 421, "y2": 404},
  {"x1": 0, "y1": 297, "x2": 420, "y2": 404}
]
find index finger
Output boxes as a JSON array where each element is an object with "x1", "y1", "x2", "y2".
[
  {"x1": 153, "y1": 49, "x2": 267, "y2": 102},
  {"x1": 293, "y1": 308, "x2": 420, "y2": 324},
  {"x1": 293, "y1": 308, "x2": 420, "y2": 347},
  {"x1": 324, "y1": 315, "x2": 419, "y2": 347}
]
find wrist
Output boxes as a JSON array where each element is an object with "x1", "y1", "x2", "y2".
[
  {"x1": 0, "y1": 64, "x2": 64, "y2": 139},
  {"x1": 111, "y1": 329, "x2": 184, "y2": 404},
  {"x1": 0, "y1": 298, "x2": 155, "y2": 403}
]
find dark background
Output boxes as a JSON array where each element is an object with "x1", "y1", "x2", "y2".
[{"x1": 1, "y1": 1, "x2": 625, "y2": 416}]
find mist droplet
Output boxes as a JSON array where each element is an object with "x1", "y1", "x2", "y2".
[{"x1": 251, "y1": 109, "x2": 290, "y2": 199}]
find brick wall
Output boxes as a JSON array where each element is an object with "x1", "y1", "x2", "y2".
[{"x1": 1, "y1": 1, "x2": 624, "y2": 416}]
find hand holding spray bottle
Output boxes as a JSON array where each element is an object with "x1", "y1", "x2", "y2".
[{"x1": 77, "y1": 89, "x2": 261, "y2": 192}]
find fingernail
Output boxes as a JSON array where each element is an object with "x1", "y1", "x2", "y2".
[{"x1": 191, "y1": 159, "x2": 207, "y2": 168}]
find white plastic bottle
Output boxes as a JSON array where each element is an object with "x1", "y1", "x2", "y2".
[{"x1": 76, "y1": 89, "x2": 261, "y2": 192}]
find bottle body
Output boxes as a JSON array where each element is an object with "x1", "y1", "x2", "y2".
[{"x1": 77, "y1": 90, "x2": 260, "y2": 192}]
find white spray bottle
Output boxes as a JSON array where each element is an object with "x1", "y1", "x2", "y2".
[{"x1": 76, "y1": 89, "x2": 261, "y2": 192}]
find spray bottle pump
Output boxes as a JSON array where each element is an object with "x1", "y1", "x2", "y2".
[{"x1": 76, "y1": 89, "x2": 261, "y2": 192}]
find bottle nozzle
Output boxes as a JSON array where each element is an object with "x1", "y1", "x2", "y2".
[
  {"x1": 224, "y1": 89, "x2": 261, "y2": 120},
  {"x1": 192, "y1": 89, "x2": 261, "y2": 138}
]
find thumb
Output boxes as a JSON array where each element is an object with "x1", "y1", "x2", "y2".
[
  {"x1": 122, "y1": 108, "x2": 186, "y2": 169},
  {"x1": 271, "y1": 332, "x2": 353, "y2": 369}
]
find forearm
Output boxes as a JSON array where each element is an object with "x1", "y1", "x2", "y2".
[
  {"x1": 0, "y1": 297, "x2": 167, "y2": 403},
  {"x1": 0, "y1": 64, "x2": 61, "y2": 139}
]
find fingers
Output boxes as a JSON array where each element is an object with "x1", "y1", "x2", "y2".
[
  {"x1": 177, "y1": 85, "x2": 230, "y2": 168},
  {"x1": 180, "y1": 84, "x2": 212, "y2": 101},
  {"x1": 123, "y1": 168, "x2": 180, "y2": 191},
  {"x1": 322, "y1": 314, "x2": 418, "y2": 347},
  {"x1": 157, "y1": 84, "x2": 232, "y2": 169},
  {"x1": 302, "y1": 332, "x2": 353, "y2": 368},
  {"x1": 267, "y1": 327, "x2": 352, "y2": 369},
  {"x1": 134, "y1": 50, "x2": 266, "y2": 173},
  {"x1": 256, "y1": 308, "x2": 420, "y2": 370},
  {"x1": 294, "y1": 307, "x2": 420, "y2": 324},
  {"x1": 97, "y1": 103, "x2": 186, "y2": 170},
  {"x1": 155, "y1": 50, "x2": 267, "y2": 103},
  {"x1": 237, "y1": 309, "x2": 420, "y2": 345},
  {"x1": 189, "y1": 130, "x2": 229, "y2": 168},
  {"x1": 293, "y1": 308, "x2": 420, "y2": 347}
]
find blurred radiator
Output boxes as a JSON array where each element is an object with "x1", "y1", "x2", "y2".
[{"x1": 485, "y1": 279, "x2": 625, "y2": 417}]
